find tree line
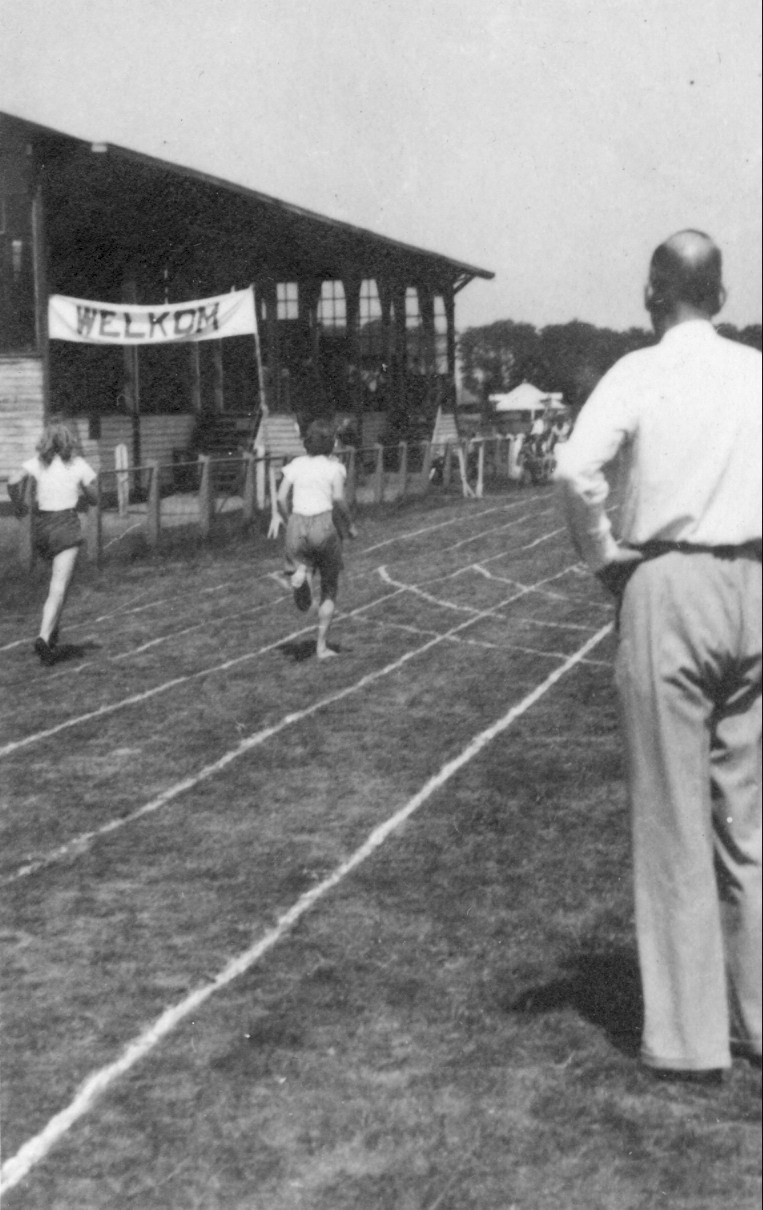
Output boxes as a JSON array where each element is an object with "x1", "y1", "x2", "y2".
[{"x1": 459, "y1": 319, "x2": 762, "y2": 414}]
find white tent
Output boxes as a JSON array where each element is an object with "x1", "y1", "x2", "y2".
[{"x1": 489, "y1": 383, "x2": 565, "y2": 413}]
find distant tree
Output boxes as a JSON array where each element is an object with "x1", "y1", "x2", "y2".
[
  {"x1": 458, "y1": 320, "x2": 541, "y2": 400},
  {"x1": 459, "y1": 315, "x2": 760, "y2": 418},
  {"x1": 717, "y1": 322, "x2": 762, "y2": 352},
  {"x1": 536, "y1": 322, "x2": 653, "y2": 412}
]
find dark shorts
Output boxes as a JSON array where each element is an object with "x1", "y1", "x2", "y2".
[
  {"x1": 285, "y1": 511, "x2": 343, "y2": 602},
  {"x1": 34, "y1": 510, "x2": 83, "y2": 561}
]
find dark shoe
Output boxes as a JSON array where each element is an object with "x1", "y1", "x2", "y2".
[
  {"x1": 650, "y1": 1067, "x2": 725, "y2": 1086},
  {"x1": 293, "y1": 579, "x2": 312, "y2": 613},
  {"x1": 34, "y1": 637, "x2": 56, "y2": 666},
  {"x1": 49, "y1": 626, "x2": 60, "y2": 648}
]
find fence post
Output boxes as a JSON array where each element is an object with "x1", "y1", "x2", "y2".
[
  {"x1": 442, "y1": 441, "x2": 452, "y2": 488},
  {"x1": 255, "y1": 449, "x2": 267, "y2": 510},
  {"x1": 84, "y1": 474, "x2": 103, "y2": 565},
  {"x1": 146, "y1": 461, "x2": 161, "y2": 547},
  {"x1": 18, "y1": 477, "x2": 35, "y2": 571},
  {"x1": 198, "y1": 454, "x2": 213, "y2": 538},
  {"x1": 345, "y1": 447, "x2": 357, "y2": 506},
  {"x1": 242, "y1": 452, "x2": 256, "y2": 524},
  {"x1": 493, "y1": 435, "x2": 503, "y2": 480},
  {"x1": 398, "y1": 441, "x2": 408, "y2": 498},
  {"x1": 373, "y1": 443, "x2": 384, "y2": 503},
  {"x1": 422, "y1": 439, "x2": 433, "y2": 484},
  {"x1": 475, "y1": 441, "x2": 485, "y2": 498}
]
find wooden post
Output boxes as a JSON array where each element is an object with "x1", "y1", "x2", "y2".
[
  {"x1": 122, "y1": 277, "x2": 141, "y2": 466},
  {"x1": 476, "y1": 441, "x2": 485, "y2": 498},
  {"x1": 373, "y1": 443, "x2": 384, "y2": 503},
  {"x1": 442, "y1": 441, "x2": 452, "y2": 488},
  {"x1": 242, "y1": 452, "x2": 257, "y2": 524},
  {"x1": 198, "y1": 454, "x2": 213, "y2": 538},
  {"x1": 398, "y1": 441, "x2": 408, "y2": 498},
  {"x1": 115, "y1": 442, "x2": 129, "y2": 516},
  {"x1": 83, "y1": 475, "x2": 102, "y2": 564},
  {"x1": 422, "y1": 438, "x2": 433, "y2": 483},
  {"x1": 345, "y1": 447, "x2": 357, "y2": 506},
  {"x1": 254, "y1": 448, "x2": 267, "y2": 510},
  {"x1": 213, "y1": 343, "x2": 224, "y2": 413},
  {"x1": 146, "y1": 460, "x2": 161, "y2": 547},
  {"x1": 93, "y1": 474, "x2": 103, "y2": 567},
  {"x1": 18, "y1": 477, "x2": 35, "y2": 571},
  {"x1": 189, "y1": 344, "x2": 201, "y2": 414},
  {"x1": 31, "y1": 181, "x2": 51, "y2": 417}
]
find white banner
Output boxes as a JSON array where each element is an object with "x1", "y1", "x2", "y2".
[{"x1": 48, "y1": 287, "x2": 257, "y2": 344}]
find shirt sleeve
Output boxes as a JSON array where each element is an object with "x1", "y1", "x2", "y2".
[
  {"x1": 75, "y1": 457, "x2": 97, "y2": 487},
  {"x1": 554, "y1": 359, "x2": 638, "y2": 571}
]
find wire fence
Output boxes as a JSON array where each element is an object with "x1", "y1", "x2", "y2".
[{"x1": 13, "y1": 434, "x2": 534, "y2": 567}]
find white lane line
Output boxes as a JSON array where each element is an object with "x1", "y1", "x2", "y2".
[
  {"x1": 0, "y1": 589, "x2": 404, "y2": 760},
  {"x1": 0, "y1": 496, "x2": 537, "y2": 658},
  {"x1": 435, "y1": 509, "x2": 554, "y2": 555},
  {"x1": 3, "y1": 565, "x2": 576, "y2": 881},
  {"x1": 379, "y1": 562, "x2": 577, "y2": 620},
  {"x1": 0, "y1": 618, "x2": 610, "y2": 1197},
  {"x1": 0, "y1": 515, "x2": 571, "y2": 746},
  {"x1": 524, "y1": 617, "x2": 606, "y2": 633},
  {"x1": 355, "y1": 619, "x2": 611, "y2": 667},
  {"x1": 354, "y1": 616, "x2": 611, "y2": 666},
  {"x1": 358, "y1": 496, "x2": 542, "y2": 555}
]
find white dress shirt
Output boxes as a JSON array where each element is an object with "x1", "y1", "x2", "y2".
[{"x1": 555, "y1": 320, "x2": 762, "y2": 570}]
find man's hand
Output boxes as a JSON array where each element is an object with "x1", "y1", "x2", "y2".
[{"x1": 595, "y1": 547, "x2": 644, "y2": 598}]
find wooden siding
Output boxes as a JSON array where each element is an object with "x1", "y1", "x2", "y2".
[
  {"x1": 66, "y1": 415, "x2": 197, "y2": 472},
  {"x1": 0, "y1": 358, "x2": 45, "y2": 481}
]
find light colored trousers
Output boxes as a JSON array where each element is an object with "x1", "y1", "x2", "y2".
[{"x1": 615, "y1": 551, "x2": 762, "y2": 1070}]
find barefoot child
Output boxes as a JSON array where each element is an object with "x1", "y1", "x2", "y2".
[
  {"x1": 277, "y1": 419, "x2": 357, "y2": 659},
  {"x1": 7, "y1": 418, "x2": 98, "y2": 665}
]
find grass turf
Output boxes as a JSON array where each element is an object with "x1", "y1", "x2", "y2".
[{"x1": 1, "y1": 486, "x2": 760, "y2": 1209}]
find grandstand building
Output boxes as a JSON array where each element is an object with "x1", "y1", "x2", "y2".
[{"x1": 0, "y1": 111, "x2": 493, "y2": 480}]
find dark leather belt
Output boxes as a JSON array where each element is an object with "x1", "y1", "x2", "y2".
[{"x1": 632, "y1": 540, "x2": 762, "y2": 562}]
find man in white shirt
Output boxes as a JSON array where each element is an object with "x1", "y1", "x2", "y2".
[{"x1": 556, "y1": 230, "x2": 762, "y2": 1082}]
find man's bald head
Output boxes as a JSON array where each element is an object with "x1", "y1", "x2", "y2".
[{"x1": 646, "y1": 230, "x2": 726, "y2": 320}]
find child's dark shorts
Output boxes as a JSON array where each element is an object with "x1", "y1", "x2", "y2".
[
  {"x1": 285, "y1": 511, "x2": 343, "y2": 602},
  {"x1": 34, "y1": 510, "x2": 83, "y2": 561}
]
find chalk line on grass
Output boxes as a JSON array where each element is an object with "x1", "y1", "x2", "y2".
[
  {"x1": 0, "y1": 511, "x2": 571, "y2": 752},
  {"x1": 3, "y1": 565, "x2": 577, "y2": 881},
  {"x1": 0, "y1": 588, "x2": 404, "y2": 760},
  {"x1": 0, "y1": 618, "x2": 611, "y2": 1196},
  {"x1": 355, "y1": 615, "x2": 612, "y2": 667},
  {"x1": 357, "y1": 495, "x2": 543, "y2": 555}
]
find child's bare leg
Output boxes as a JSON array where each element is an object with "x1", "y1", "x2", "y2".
[
  {"x1": 40, "y1": 547, "x2": 79, "y2": 641},
  {"x1": 316, "y1": 598, "x2": 337, "y2": 659}
]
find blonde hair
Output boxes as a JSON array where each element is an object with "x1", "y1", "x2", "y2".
[{"x1": 36, "y1": 418, "x2": 78, "y2": 467}]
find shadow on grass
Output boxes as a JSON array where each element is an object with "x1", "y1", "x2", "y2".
[
  {"x1": 508, "y1": 947, "x2": 643, "y2": 1057},
  {"x1": 277, "y1": 638, "x2": 318, "y2": 663},
  {"x1": 49, "y1": 640, "x2": 102, "y2": 665}
]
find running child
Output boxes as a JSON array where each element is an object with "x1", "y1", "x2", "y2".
[
  {"x1": 276, "y1": 419, "x2": 357, "y2": 659},
  {"x1": 7, "y1": 418, "x2": 98, "y2": 665}
]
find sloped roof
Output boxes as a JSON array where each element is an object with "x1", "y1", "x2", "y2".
[{"x1": 2, "y1": 110, "x2": 494, "y2": 291}]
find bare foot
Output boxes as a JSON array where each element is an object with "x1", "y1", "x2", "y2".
[{"x1": 316, "y1": 646, "x2": 339, "y2": 660}]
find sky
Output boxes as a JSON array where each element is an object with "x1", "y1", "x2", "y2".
[{"x1": 0, "y1": 0, "x2": 760, "y2": 332}]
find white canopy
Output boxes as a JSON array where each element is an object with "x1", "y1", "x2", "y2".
[{"x1": 489, "y1": 383, "x2": 565, "y2": 413}]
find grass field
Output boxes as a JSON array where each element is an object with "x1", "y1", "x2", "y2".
[{"x1": 1, "y1": 485, "x2": 760, "y2": 1210}]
